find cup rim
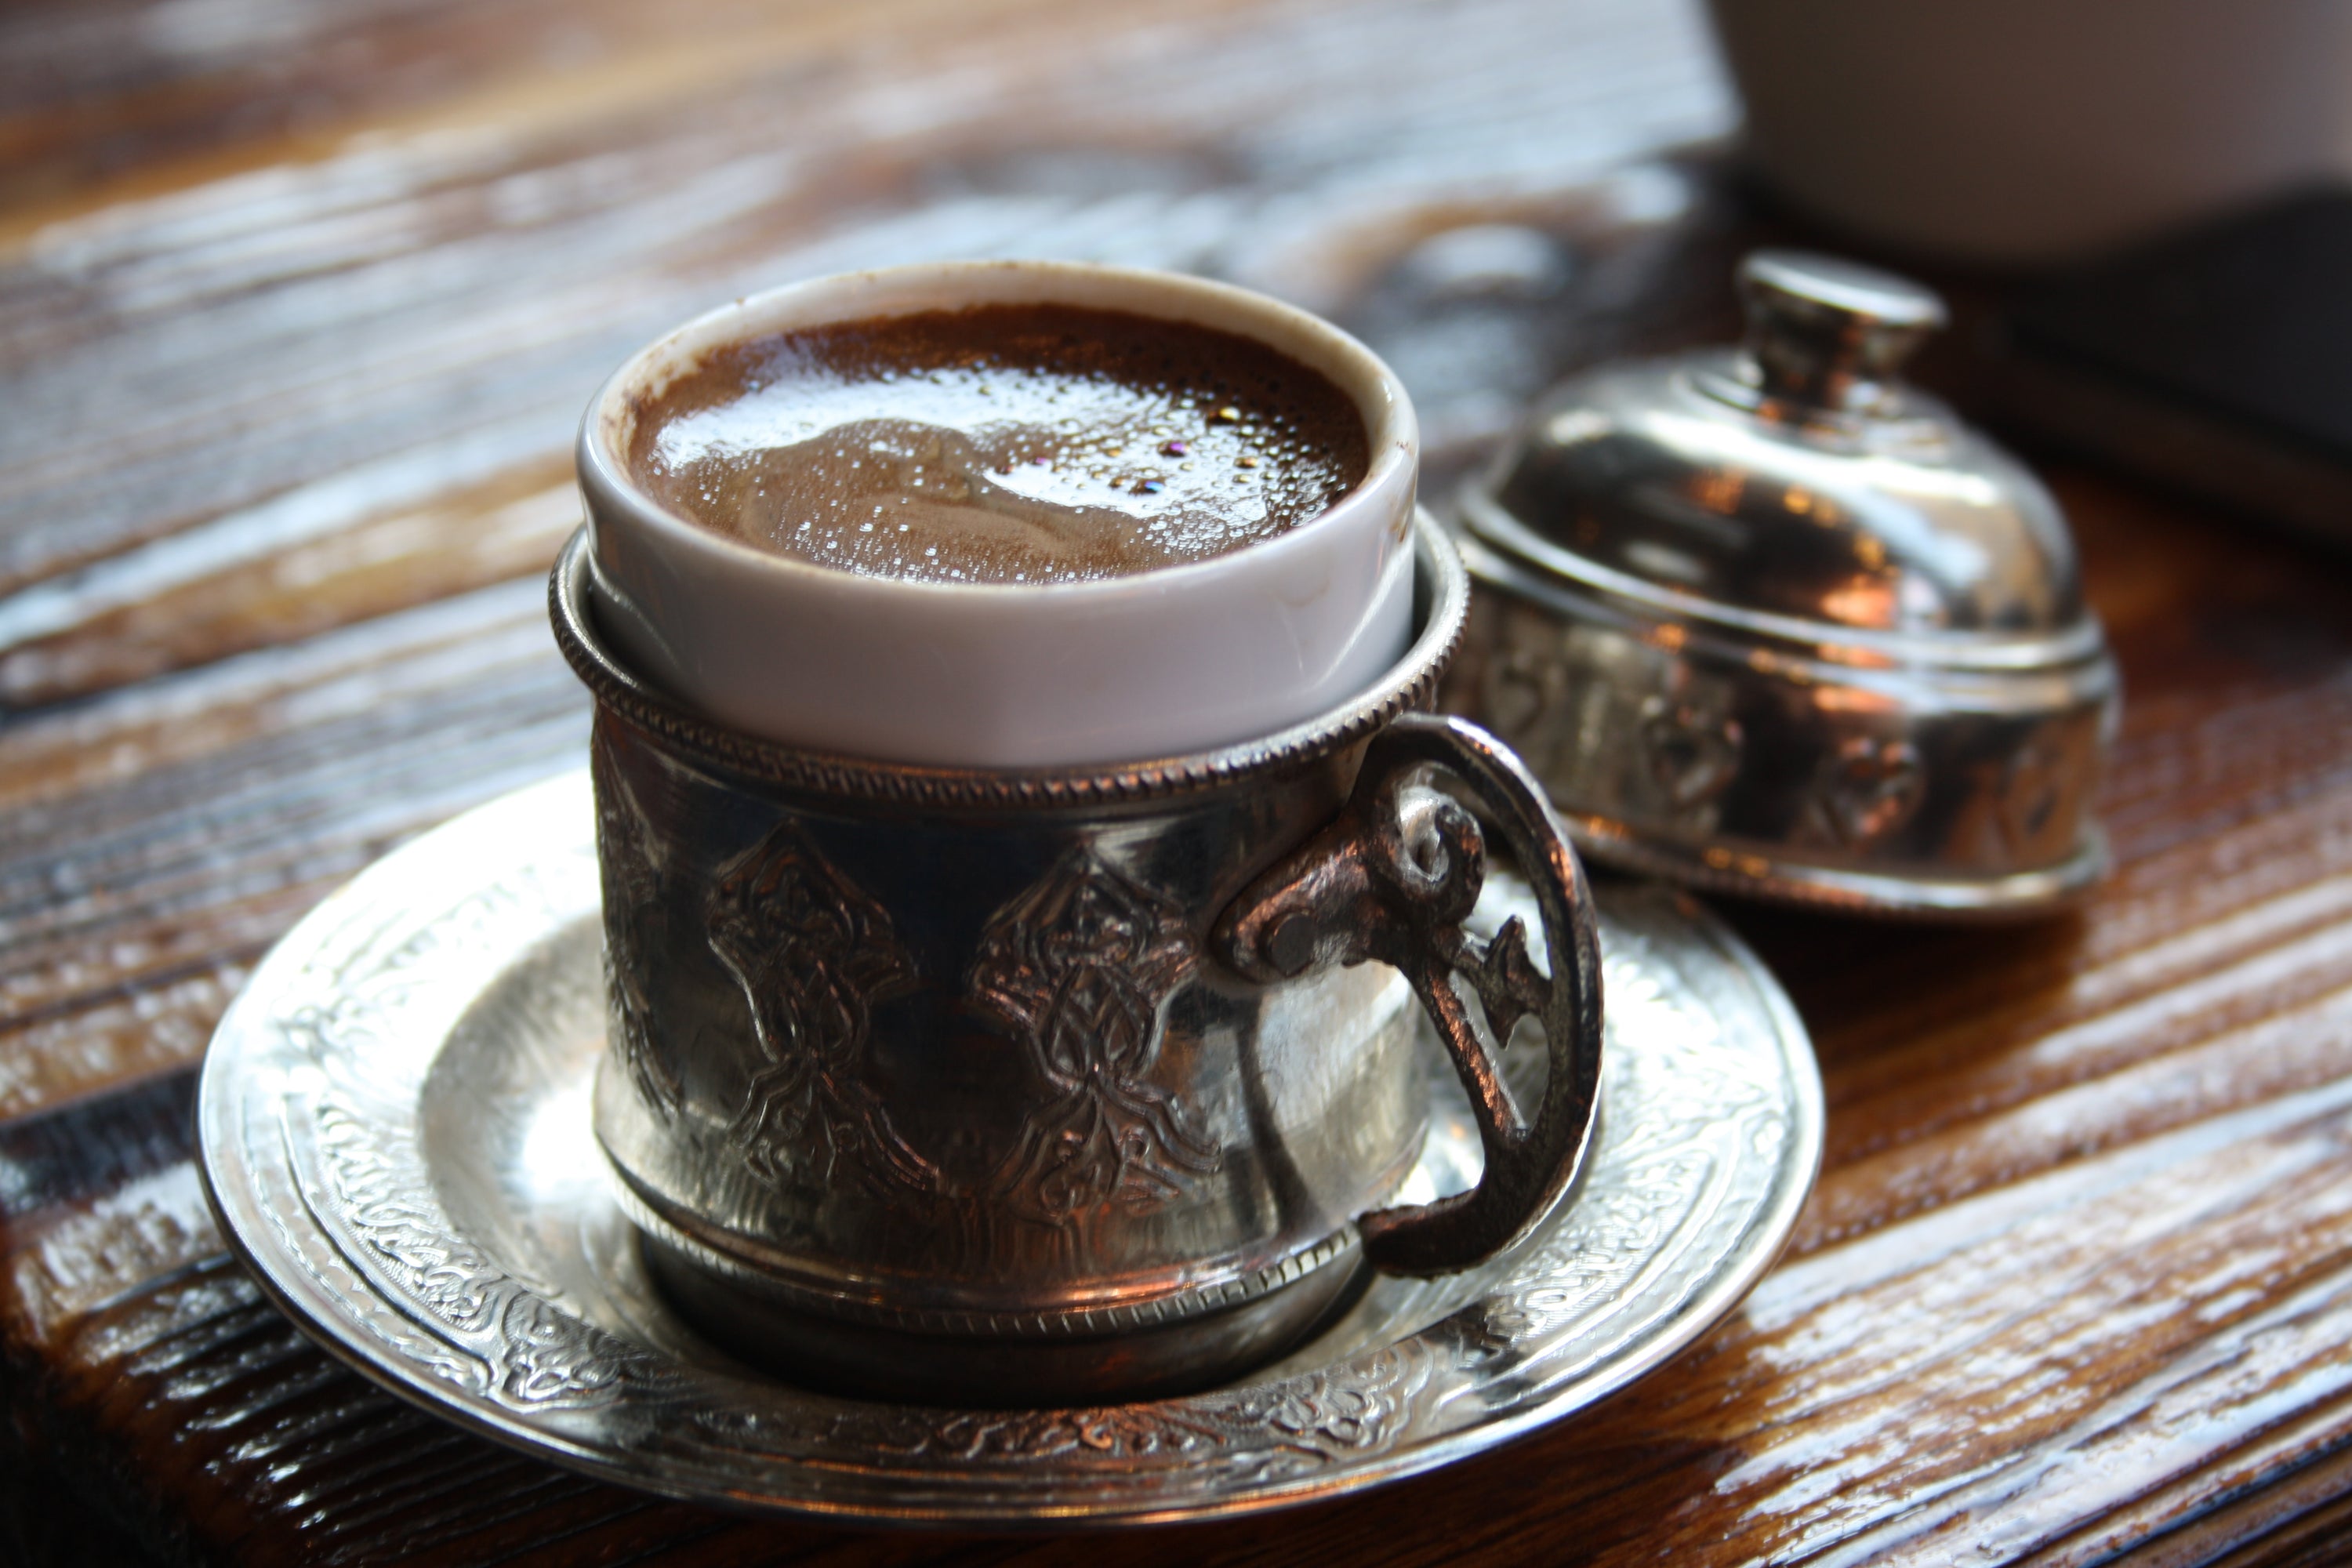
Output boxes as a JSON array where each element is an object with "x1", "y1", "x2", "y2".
[
  {"x1": 550, "y1": 513, "x2": 1468, "y2": 805},
  {"x1": 578, "y1": 259, "x2": 1419, "y2": 603}
]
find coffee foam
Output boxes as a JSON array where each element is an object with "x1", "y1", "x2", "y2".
[{"x1": 626, "y1": 303, "x2": 1370, "y2": 585}]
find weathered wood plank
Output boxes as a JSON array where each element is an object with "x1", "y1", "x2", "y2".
[
  {"x1": 0, "y1": 577, "x2": 585, "y2": 1116},
  {"x1": 0, "y1": 0, "x2": 1728, "y2": 702}
]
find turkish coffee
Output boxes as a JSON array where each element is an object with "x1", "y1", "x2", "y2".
[{"x1": 626, "y1": 303, "x2": 1370, "y2": 585}]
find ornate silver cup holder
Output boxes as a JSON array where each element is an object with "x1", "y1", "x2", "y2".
[{"x1": 198, "y1": 771, "x2": 1820, "y2": 1526}]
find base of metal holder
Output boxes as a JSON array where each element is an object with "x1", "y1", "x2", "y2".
[
  {"x1": 634, "y1": 1221, "x2": 1371, "y2": 1406},
  {"x1": 1567, "y1": 810, "x2": 2111, "y2": 921}
]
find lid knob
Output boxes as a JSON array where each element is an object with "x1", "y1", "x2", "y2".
[{"x1": 1737, "y1": 249, "x2": 1948, "y2": 416}]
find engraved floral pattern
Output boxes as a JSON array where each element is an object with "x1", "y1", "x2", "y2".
[
  {"x1": 966, "y1": 849, "x2": 1218, "y2": 1223},
  {"x1": 591, "y1": 731, "x2": 682, "y2": 1119},
  {"x1": 1479, "y1": 606, "x2": 1574, "y2": 754},
  {"x1": 1998, "y1": 727, "x2": 2072, "y2": 858},
  {"x1": 1804, "y1": 735, "x2": 1926, "y2": 850},
  {"x1": 706, "y1": 820, "x2": 934, "y2": 1196},
  {"x1": 252, "y1": 800, "x2": 666, "y2": 1417},
  {"x1": 307, "y1": 1101, "x2": 654, "y2": 1410},
  {"x1": 827, "y1": 1342, "x2": 1432, "y2": 1483},
  {"x1": 1639, "y1": 691, "x2": 1744, "y2": 821}
]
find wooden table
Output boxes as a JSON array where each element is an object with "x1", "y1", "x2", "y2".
[{"x1": 7, "y1": 1, "x2": 2352, "y2": 1562}]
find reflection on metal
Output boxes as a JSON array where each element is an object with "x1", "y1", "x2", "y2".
[
  {"x1": 1450, "y1": 249, "x2": 2120, "y2": 918},
  {"x1": 1217, "y1": 718, "x2": 1603, "y2": 1276}
]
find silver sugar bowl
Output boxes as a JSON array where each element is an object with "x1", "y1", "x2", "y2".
[{"x1": 1445, "y1": 250, "x2": 2121, "y2": 917}]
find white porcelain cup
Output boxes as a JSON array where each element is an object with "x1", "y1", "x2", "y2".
[{"x1": 575, "y1": 262, "x2": 1417, "y2": 768}]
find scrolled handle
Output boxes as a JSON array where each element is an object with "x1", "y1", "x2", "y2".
[{"x1": 1213, "y1": 713, "x2": 1603, "y2": 1276}]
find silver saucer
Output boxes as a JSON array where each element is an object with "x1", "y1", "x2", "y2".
[{"x1": 198, "y1": 771, "x2": 1821, "y2": 1526}]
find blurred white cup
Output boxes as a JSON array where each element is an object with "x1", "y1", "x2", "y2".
[{"x1": 1705, "y1": 0, "x2": 2352, "y2": 264}]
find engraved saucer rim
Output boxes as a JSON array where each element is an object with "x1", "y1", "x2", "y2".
[{"x1": 196, "y1": 770, "x2": 1823, "y2": 1528}]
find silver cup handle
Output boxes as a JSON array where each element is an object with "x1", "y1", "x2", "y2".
[{"x1": 1213, "y1": 713, "x2": 1605, "y2": 1276}]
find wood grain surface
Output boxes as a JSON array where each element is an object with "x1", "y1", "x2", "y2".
[{"x1": 5, "y1": 0, "x2": 2352, "y2": 1563}]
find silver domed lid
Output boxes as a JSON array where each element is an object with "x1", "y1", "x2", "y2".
[
  {"x1": 1446, "y1": 250, "x2": 2119, "y2": 920},
  {"x1": 1462, "y1": 249, "x2": 2089, "y2": 652}
]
